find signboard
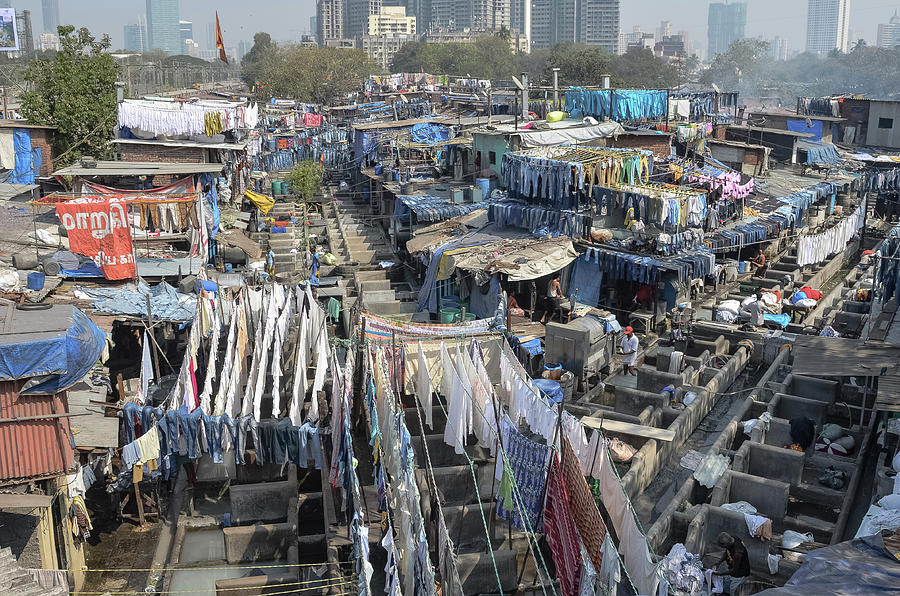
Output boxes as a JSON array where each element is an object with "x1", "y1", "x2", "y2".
[
  {"x1": 0, "y1": 9, "x2": 19, "y2": 52},
  {"x1": 56, "y1": 197, "x2": 137, "y2": 280}
]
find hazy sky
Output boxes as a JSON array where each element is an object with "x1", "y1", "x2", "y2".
[{"x1": 11, "y1": 0, "x2": 900, "y2": 52}]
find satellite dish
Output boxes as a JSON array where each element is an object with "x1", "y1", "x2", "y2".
[{"x1": 511, "y1": 76, "x2": 525, "y2": 91}]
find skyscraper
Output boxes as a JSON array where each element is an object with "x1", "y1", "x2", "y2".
[
  {"x1": 0, "y1": 1, "x2": 11, "y2": 8},
  {"x1": 531, "y1": 0, "x2": 619, "y2": 53},
  {"x1": 146, "y1": 0, "x2": 180, "y2": 55},
  {"x1": 806, "y1": 0, "x2": 850, "y2": 55},
  {"x1": 180, "y1": 20, "x2": 192, "y2": 44},
  {"x1": 41, "y1": 0, "x2": 59, "y2": 35},
  {"x1": 124, "y1": 18, "x2": 147, "y2": 53},
  {"x1": 345, "y1": 0, "x2": 382, "y2": 40},
  {"x1": 876, "y1": 11, "x2": 900, "y2": 49},
  {"x1": 707, "y1": 1, "x2": 747, "y2": 58},
  {"x1": 317, "y1": 0, "x2": 345, "y2": 45}
]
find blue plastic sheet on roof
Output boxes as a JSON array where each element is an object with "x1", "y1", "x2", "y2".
[
  {"x1": 787, "y1": 118, "x2": 824, "y2": 141},
  {"x1": 411, "y1": 123, "x2": 452, "y2": 145},
  {"x1": 0, "y1": 305, "x2": 106, "y2": 395},
  {"x1": 77, "y1": 282, "x2": 197, "y2": 321}
]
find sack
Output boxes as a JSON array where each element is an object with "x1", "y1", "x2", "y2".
[
  {"x1": 719, "y1": 300, "x2": 741, "y2": 315},
  {"x1": 782, "y1": 530, "x2": 814, "y2": 549},
  {"x1": 608, "y1": 438, "x2": 637, "y2": 463},
  {"x1": 0, "y1": 269, "x2": 18, "y2": 292},
  {"x1": 820, "y1": 423, "x2": 843, "y2": 441}
]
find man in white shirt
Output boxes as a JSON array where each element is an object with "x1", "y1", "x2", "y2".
[{"x1": 619, "y1": 326, "x2": 639, "y2": 376}]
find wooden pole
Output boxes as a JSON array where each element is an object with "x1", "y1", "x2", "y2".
[
  {"x1": 134, "y1": 478, "x2": 145, "y2": 526},
  {"x1": 145, "y1": 295, "x2": 162, "y2": 381}
]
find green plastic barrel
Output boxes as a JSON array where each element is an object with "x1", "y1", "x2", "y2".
[
  {"x1": 440, "y1": 307, "x2": 460, "y2": 323},
  {"x1": 272, "y1": 180, "x2": 283, "y2": 195}
]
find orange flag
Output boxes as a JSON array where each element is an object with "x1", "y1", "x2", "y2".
[{"x1": 215, "y1": 12, "x2": 228, "y2": 64}]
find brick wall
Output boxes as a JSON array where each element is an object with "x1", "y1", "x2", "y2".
[
  {"x1": 117, "y1": 144, "x2": 206, "y2": 164},
  {"x1": 608, "y1": 134, "x2": 672, "y2": 159},
  {"x1": 29, "y1": 129, "x2": 54, "y2": 177}
]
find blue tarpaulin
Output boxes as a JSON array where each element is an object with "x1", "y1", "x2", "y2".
[
  {"x1": 0, "y1": 305, "x2": 106, "y2": 394},
  {"x1": 532, "y1": 378, "x2": 562, "y2": 403},
  {"x1": 77, "y1": 282, "x2": 197, "y2": 321},
  {"x1": 787, "y1": 118, "x2": 824, "y2": 142},
  {"x1": 411, "y1": 123, "x2": 452, "y2": 145},
  {"x1": 568, "y1": 253, "x2": 604, "y2": 308},
  {"x1": 9, "y1": 129, "x2": 33, "y2": 185}
]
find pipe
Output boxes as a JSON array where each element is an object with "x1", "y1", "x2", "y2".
[{"x1": 552, "y1": 68, "x2": 560, "y2": 109}]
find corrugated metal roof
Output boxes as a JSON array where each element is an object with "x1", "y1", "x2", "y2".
[
  {"x1": 52, "y1": 161, "x2": 226, "y2": 176},
  {"x1": 0, "y1": 380, "x2": 75, "y2": 484},
  {"x1": 876, "y1": 376, "x2": 900, "y2": 412},
  {"x1": 790, "y1": 336, "x2": 900, "y2": 376}
]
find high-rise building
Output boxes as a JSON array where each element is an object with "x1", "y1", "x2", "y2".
[
  {"x1": 877, "y1": 11, "x2": 900, "y2": 49},
  {"x1": 472, "y1": 0, "x2": 510, "y2": 32},
  {"x1": 124, "y1": 18, "x2": 147, "y2": 53},
  {"x1": 310, "y1": 15, "x2": 318, "y2": 37},
  {"x1": 532, "y1": 0, "x2": 619, "y2": 53},
  {"x1": 768, "y1": 36, "x2": 789, "y2": 60},
  {"x1": 179, "y1": 20, "x2": 192, "y2": 45},
  {"x1": 368, "y1": 6, "x2": 416, "y2": 35},
  {"x1": 41, "y1": 0, "x2": 59, "y2": 35},
  {"x1": 16, "y1": 10, "x2": 33, "y2": 53},
  {"x1": 707, "y1": 1, "x2": 747, "y2": 58},
  {"x1": 806, "y1": 0, "x2": 850, "y2": 55},
  {"x1": 510, "y1": 0, "x2": 532, "y2": 46},
  {"x1": 38, "y1": 32, "x2": 59, "y2": 51},
  {"x1": 146, "y1": 0, "x2": 180, "y2": 55},
  {"x1": 345, "y1": 0, "x2": 382, "y2": 40},
  {"x1": 0, "y1": 1, "x2": 11, "y2": 8},
  {"x1": 317, "y1": 0, "x2": 345, "y2": 45}
]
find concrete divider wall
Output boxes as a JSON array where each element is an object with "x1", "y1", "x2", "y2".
[
  {"x1": 230, "y1": 480, "x2": 293, "y2": 525},
  {"x1": 733, "y1": 442, "x2": 804, "y2": 485},
  {"x1": 620, "y1": 346, "x2": 751, "y2": 498},
  {"x1": 223, "y1": 523, "x2": 297, "y2": 564},
  {"x1": 710, "y1": 470, "x2": 791, "y2": 520}
]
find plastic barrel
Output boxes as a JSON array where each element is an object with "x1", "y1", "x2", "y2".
[
  {"x1": 440, "y1": 307, "x2": 460, "y2": 324},
  {"x1": 27, "y1": 272, "x2": 44, "y2": 291},
  {"x1": 738, "y1": 261, "x2": 746, "y2": 274},
  {"x1": 476, "y1": 177, "x2": 491, "y2": 198},
  {"x1": 544, "y1": 362, "x2": 563, "y2": 371},
  {"x1": 374, "y1": 165, "x2": 383, "y2": 175},
  {"x1": 272, "y1": 180, "x2": 283, "y2": 195}
]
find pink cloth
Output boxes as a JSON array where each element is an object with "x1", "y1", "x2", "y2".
[{"x1": 544, "y1": 454, "x2": 583, "y2": 596}]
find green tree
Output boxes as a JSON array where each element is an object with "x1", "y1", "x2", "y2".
[
  {"x1": 20, "y1": 26, "x2": 119, "y2": 164},
  {"x1": 256, "y1": 45, "x2": 376, "y2": 102},
  {"x1": 286, "y1": 160, "x2": 323, "y2": 201},
  {"x1": 241, "y1": 32, "x2": 276, "y2": 88},
  {"x1": 700, "y1": 38, "x2": 770, "y2": 93}
]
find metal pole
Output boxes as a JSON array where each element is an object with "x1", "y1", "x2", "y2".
[{"x1": 552, "y1": 68, "x2": 560, "y2": 110}]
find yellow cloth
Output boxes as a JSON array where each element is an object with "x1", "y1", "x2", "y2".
[
  {"x1": 244, "y1": 190, "x2": 274, "y2": 215},
  {"x1": 136, "y1": 427, "x2": 160, "y2": 464},
  {"x1": 132, "y1": 463, "x2": 143, "y2": 483}
]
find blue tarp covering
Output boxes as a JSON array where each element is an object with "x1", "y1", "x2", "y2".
[
  {"x1": 77, "y1": 282, "x2": 197, "y2": 321},
  {"x1": 9, "y1": 129, "x2": 33, "y2": 185},
  {"x1": 0, "y1": 305, "x2": 106, "y2": 394},
  {"x1": 532, "y1": 379, "x2": 562, "y2": 404},
  {"x1": 411, "y1": 123, "x2": 452, "y2": 145},
  {"x1": 764, "y1": 313, "x2": 791, "y2": 328},
  {"x1": 799, "y1": 140, "x2": 842, "y2": 164},
  {"x1": 787, "y1": 118, "x2": 824, "y2": 142},
  {"x1": 756, "y1": 533, "x2": 900, "y2": 596}
]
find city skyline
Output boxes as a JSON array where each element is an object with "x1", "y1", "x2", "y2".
[{"x1": 0, "y1": 0, "x2": 895, "y2": 53}]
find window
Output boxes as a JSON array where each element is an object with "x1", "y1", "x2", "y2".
[
  {"x1": 489, "y1": 151, "x2": 496, "y2": 165},
  {"x1": 879, "y1": 117, "x2": 894, "y2": 129}
]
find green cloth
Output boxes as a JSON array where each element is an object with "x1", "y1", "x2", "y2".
[
  {"x1": 498, "y1": 466, "x2": 516, "y2": 514},
  {"x1": 327, "y1": 298, "x2": 341, "y2": 319}
]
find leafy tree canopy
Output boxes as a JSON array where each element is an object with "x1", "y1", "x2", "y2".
[
  {"x1": 20, "y1": 25, "x2": 119, "y2": 164},
  {"x1": 254, "y1": 45, "x2": 376, "y2": 103},
  {"x1": 241, "y1": 32, "x2": 276, "y2": 87},
  {"x1": 286, "y1": 160, "x2": 324, "y2": 200}
]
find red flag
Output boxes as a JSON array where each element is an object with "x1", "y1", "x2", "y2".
[{"x1": 215, "y1": 12, "x2": 228, "y2": 64}]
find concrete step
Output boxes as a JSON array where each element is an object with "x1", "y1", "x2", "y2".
[
  {"x1": 359, "y1": 289, "x2": 396, "y2": 302},
  {"x1": 359, "y1": 300, "x2": 416, "y2": 316}
]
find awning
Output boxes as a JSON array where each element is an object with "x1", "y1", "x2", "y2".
[
  {"x1": 518, "y1": 122, "x2": 625, "y2": 148},
  {"x1": 0, "y1": 305, "x2": 106, "y2": 395},
  {"x1": 790, "y1": 336, "x2": 900, "y2": 376},
  {"x1": 450, "y1": 236, "x2": 578, "y2": 281}
]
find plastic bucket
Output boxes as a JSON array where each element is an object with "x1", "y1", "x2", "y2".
[
  {"x1": 374, "y1": 165, "x2": 384, "y2": 175},
  {"x1": 224, "y1": 263, "x2": 233, "y2": 273},
  {"x1": 458, "y1": 312, "x2": 476, "y2": 322},
  {"x1": 544, "y1": 362, "x2": 563, "y2": 371},
  {"x1": 440, "y1": 307, "x2": 460, "y2": 324},
  {"x1": 738, "y1": 261, "x2": 747, "y2": 274},
  {"x1": 476, "y1": 177, "x2": 491, "y2": 198},
  {"x1": 26, "y1": 272, "x2": 44, "y2": 291}
]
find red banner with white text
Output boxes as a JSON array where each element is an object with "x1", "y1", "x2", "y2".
[{"x1": 55, "y1": 198, "x2": 136, "y2": 280}]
